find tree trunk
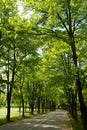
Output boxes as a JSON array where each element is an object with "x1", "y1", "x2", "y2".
[
  {"x1": 6, "y1": 77, "x2": 13, "y2": 122},
  {"x1": 71, "y1": 40, "x2": 87, "y2": 129},
  {"x1": 77, "y1": 79, "x2": 87, "y2": 130},
  {"x1": 68, "y1": 27, "x2": 87, "y2": 130},
  {"x1": 70, "y1": 102, "x2": 77, "y2": 120},
  {"x1": 49, "y1": 101, "x2": 52, "y2": 111},
  {"x1": 41, "y1": 100, "x2": 45, "y2": 113},
  {"x1": 30, "y1": 103, "x2": 34, "y2": 115},
  {"x1": 45, "y1": 98, "x2": 48, "y2": 113},
  {"x1": 6, "y1": 48, "x2": 10, "y2": 122},
  {"x1": 69, "y1": 36, "x2": 87, "y2": 129},
  {"x1": 7, "y1": 91, "x2": 11, "y2": 122},
  {"x1": 6, "y1": 44, "x2": 16, "y2": 122},
  {"x1": 20, "y1": 84, "x2": 25, "y2": 117},
  {"x1": 22, "y1": 98, "x2": 25, "y2": 117},
  {"x1": 51, "y1": 102, "x2": 56, "y2": 111},
  {"x1": 67, "y1": 87, "x2": 77, "y2": 120},
  {"x1": 37, "y1": 97, "x2": 40, "y2": 114},
  {"x1": 71, "y1": 94, "x2": 77, "y2": 120}
]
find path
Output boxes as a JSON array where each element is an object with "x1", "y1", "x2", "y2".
[{"x1": 0, "y1": 110, "x2": 72, "y2": 130}]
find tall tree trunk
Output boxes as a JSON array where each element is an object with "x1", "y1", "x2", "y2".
[
  {"x1": 7, "y1": 86, "x2": 13, "y2": 121},
  {"x1": 30, "y1": 103, "x2": 34, "y2": 115},
  {"x1": 6, "y1": 44, "x2": 16, "y2": 122},
  {"x1": 6, "y1": 48, "x2": 12, "y2": 122},
  {"x1": 20, "y1": 84, "x2": 25, "y2": 117},
  {"x1": 69, "y1": 32, "x2": 87, "y2": 130},
  {"x1": 45, "y1": 98, "x2": 48, "y2": 113},
  {"x1": 77, "y1": 79, "x2": 87, "y2": 130},
  {"x1": 41, "y1": 99, "x2": 45, "y2": 113},
  {"x1": 37, "y1": 97, "x2": 40, "y2": 114},
  {"x1": 70, "y1": 36, "x2": 87, "y2": 129},
  {"x1": 49, "y1": 101, "x2": 52, "y2": 111},
  {"x1": 6, "y1": 88, "x2": 12, "y2": 122},
  {"x1": 69, "y1": 32, "x2": 87, "y2": 129},
  {"x1": 70, "y1": 93, "x2": 77, "y2": 120},
  {"x1": 67, "y1": 1, "x2": 87, "y2": 127},
  {"x1": 22, "y1": 98, "x2": 25, "y2": 117}
]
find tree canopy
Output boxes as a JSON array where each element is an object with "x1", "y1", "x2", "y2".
[{"x1": 0, "y1": 0, "x2": 87, "y2": 129}]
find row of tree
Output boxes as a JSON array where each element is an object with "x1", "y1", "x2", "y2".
[
  {"x1": 0, "y1": 0, "x2": 58, "y2": 122},
  {"x1": 23, "y1": 0, "x2": 87, "y2": 130}
]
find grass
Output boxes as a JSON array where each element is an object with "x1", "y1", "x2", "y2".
[
  {"x1": 0, "y1": 118, "x2": 7, "y2": 125},
  {"x1": 69, "y1": 114, "x2": 83, "y2": 130},
  {"x1": 0, "y1": 108, "x2": 38, "y2": 126}
]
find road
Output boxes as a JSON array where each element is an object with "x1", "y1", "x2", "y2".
[{"x1": 0, "y1": 110, "x2": 72, "y2": 130}]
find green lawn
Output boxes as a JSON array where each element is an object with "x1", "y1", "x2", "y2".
[
  {"x1": 0, "y1": 108, "x2": 33, "y2": 125},
  {"x1": 0, "y1": 108, "x2": 20, "y2": 118}
]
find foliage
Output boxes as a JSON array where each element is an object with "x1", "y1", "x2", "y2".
[
  {"x1": 70, "y1": 114, "x2": 83, "y2": 130},
  {"x1": 0, "y1": 1, "x2": 87, "y2": 129}
]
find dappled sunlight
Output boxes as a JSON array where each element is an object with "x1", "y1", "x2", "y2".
[
  {"x1": 21, "y1": 111, "x2": 70, "y2": 130},
  {"x1": 23, "y1": 122, "x2": 31, "y2": 125},
  {"x1": 0, "y1": 111, "x2": 72, "y2": 130},
  {"x1": 39, "y1": 124, "x2": 60, "y2": 128}
]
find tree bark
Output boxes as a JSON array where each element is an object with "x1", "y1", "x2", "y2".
[
  {"x1": 77, "y1": 79, "x2": 87, "y2": 130},
  {"x1": 19, "y1": 83, "x2": 25, "y2": 117},
  {"x1": 6, "y1": 44, "x2": 16, "y2": 122},
  {"x1": 69, "y1": 34, "x2": 87, "y2": 129},
  {"x1": 37, "y1": 97, "x2": 40, "y2": 114},
  {"x1": 22, "y1": 98, "x2": 25, "y2": 117},
  {"x1": 69, "y1": 30, "x2": 87, "y2": 130},
  {"x1": 6, "y1": 88, "x2": 12, "y2": 122},
  {"x1": 41, "y1": 99, "x2": 45, "y2": 113},
  {"x1": 30, "y1": 103, "x2": 34, "y2": 115}
]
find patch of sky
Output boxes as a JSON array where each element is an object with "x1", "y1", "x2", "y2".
[
  {"x1": 37, "y1": 48, "x2": 43, "y2": 57},
  {"x1": 17, "y1": 1, "x2": 24, "y2": 14},
  {"x1": 17, "y1": 1, "x2": 33, "y2": 19}
]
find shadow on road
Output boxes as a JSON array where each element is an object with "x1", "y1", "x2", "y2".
[{"x1": 0, "y1": 110, "x2": 71, "y2": 130}]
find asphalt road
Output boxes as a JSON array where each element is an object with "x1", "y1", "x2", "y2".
[{"x1": 0, "y1": 110, "x2": 72, "y2": 130}]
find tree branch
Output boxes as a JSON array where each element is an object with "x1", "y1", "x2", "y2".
[
  {"x1": 82, "y1": 76, "x2": 87, "y2": 89},
  {"x1": 57, "y1": 13, "x2": 69, "y2": 33}
]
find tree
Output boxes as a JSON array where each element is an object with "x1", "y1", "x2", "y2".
[
  {"x1": 0, "y1": 0, "x2": 41, "y2": 120},
  {"x1": 0, "y1": 0, "x2": 19, "y2": 121},
  {"x1": 21, "y1": 0, "x2": 87, "y2": 129}
]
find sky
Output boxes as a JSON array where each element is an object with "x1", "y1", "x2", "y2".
[{"x1": 17, "y1": 1, "x2": 33, "y2": 19}]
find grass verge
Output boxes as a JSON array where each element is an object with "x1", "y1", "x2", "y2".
[
  {"x1": 69, "y1": 114, "x2": 83, "y2": 130},
  {"x1": 0, "y1": 111, "x2": 39, "y2": 126}
]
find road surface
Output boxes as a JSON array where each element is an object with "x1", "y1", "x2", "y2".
[{"x1": 0, "y1": 110, "x2": 72, "y2": 130}]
